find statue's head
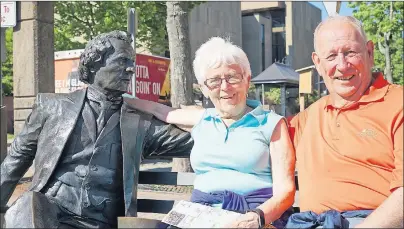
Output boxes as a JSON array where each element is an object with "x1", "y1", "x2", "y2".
[{"x1": 78, "y1": 31, "x2": 135, "y2": 94}]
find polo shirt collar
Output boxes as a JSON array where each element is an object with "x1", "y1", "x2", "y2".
[
  {"x1": 206, "y1": 99, "x2": 266, "y2": 124},
  {"x1": 325, "y1": 72, "x2": 389, "y2": 110}
]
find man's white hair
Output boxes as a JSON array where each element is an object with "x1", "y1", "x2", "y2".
[
  {"x1": 314, "y1": 15, "x2": 368, "y2": 52},
  {"x1": 193, "y1": 37, "x2": 252, "y2": 84}
]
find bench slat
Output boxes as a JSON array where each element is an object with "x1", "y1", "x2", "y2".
[
  {"x1": 139, "y1": 172, "x2": 298, "y2": 189},
  {"x1": 138, "y1": 199, "x2": 176, "y2": 214},
  {"x1": 118, "y1": 217, "x2": 161, "y2": 228},
  {"x1": 138, "y1": 171, "x2": 195, "y2": 186}
]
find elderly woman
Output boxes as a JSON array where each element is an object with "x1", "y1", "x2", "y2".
[{"x1": 125, "y1": 37, "x2": 295, "y2": 228}]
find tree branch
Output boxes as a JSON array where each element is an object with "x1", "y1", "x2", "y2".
[{"x1": 378, "y1": 37, "x2": 386, "y2": 54}]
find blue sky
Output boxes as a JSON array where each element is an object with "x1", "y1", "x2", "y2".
[{"x1": 309, "y1": 1, "x2": 356, "y2": 20}]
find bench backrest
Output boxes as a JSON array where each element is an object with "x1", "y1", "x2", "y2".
[
  {"x1": 137, "y1": 171, "x2": 195, "y2": 213},
  {"x1": 136, "y1": 171, "x2": 300, "y2": 214}
]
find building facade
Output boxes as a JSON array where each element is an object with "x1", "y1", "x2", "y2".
[
  {"x1": 241, "y1": 1, "x2": 321, "y2": 76},
  {"x1": 141, "y1": 1, "x2": 321, "y2": 79},
  {"x1": 147, "y1": 2, "x2": 242, "y2": 60}
]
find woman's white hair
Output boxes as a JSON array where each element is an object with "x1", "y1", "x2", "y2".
[
  {"x1": 193, "y1": 37, "x2": 251, "y2": 84},
  {"x1": 314, "y1": 15, "x2": 368, "y2": 52}
]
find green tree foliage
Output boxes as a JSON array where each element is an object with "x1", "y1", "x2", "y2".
[
  {"x1": 265, "y1": 88, "x2": 281, "y2": 105},
  {"x1": 348, "y1": 1, "x2": 403, "y2": 85},
  {"x1": 54, "y1": 1, "x2": 169, "y2": 54},
  {"x1": 1, "y1": 28, "x2": 13, "y2": 96}
]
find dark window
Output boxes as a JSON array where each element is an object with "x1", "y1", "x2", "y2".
[{"x1": 272, "y1": 32, "x2": 286, "y2": 63}]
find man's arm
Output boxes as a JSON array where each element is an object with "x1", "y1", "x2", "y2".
[
  {"x1": 0, "y1": 95, "x2": 45, "y2": 207},
  {"x1": 142, "y1": 117, "x2": 194, "y2": 159},
  {"x1": 356, "y1": 111, "x2": 403, "y2": 228},
  {"x1": 355, "y1": 187, "x2": 403, "y2": 228}
]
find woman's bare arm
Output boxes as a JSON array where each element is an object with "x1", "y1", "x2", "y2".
[
  {"x1": 223, "y1": 118, "x2": 296, "y2": 228},
  {"x1": 124, "y1": 97, "x2": 205, "y2": 128},
  {"x1": 258, "y1": 118, "x2": 296, "y2": 224}
]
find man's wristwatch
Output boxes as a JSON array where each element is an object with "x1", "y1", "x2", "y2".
[{"x1": 246, "y1": 208, "x2": 266, "y2": 228}]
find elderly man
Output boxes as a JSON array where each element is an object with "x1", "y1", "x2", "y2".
[
  {"x1": 287, "y1": 16, "x2": 403, "y2": 228},
  {"x1": 0, "y1": 31, "x2": 193, "y2": 228}
]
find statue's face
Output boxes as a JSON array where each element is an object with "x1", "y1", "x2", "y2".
[{"x1": 93, "y1": 38, "x2": 135, "y2": 93}]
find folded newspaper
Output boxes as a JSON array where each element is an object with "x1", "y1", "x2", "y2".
[{"x1": 162, "y1": 200, "x2": 242, "y2": 228}]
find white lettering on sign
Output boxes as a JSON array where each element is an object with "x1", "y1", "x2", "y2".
[
  {"x1": 152, "y1": 83, "x2": 160, "y2": 96},
  {"x1": 135, "y1": 81, "x2": 162, "y2": 96},
  {"x1": 136, "y1": 65, "x2": 149, "y2": 79},
  {"x1": 1, "y1": 2, "x2": 16, "y2": 28},
  {"x1": 56, "y1": 79, "x2": 85, "y2": 89},
  {"x1": 136, "y1": 81, "x2": 151, "y2": 94},
  {"x1": 55, "y1": 80, "x2": 64, "y2": 89}
]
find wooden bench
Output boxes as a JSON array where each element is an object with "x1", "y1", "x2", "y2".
[
  {"x1": 0, "y1": 171, "x2": 300, "y2": 228},
  {"x1": 118, "y1": 171, "x2": 300, "y2": 228}
]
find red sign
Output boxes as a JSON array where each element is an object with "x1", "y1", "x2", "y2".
[{"x1": 127, "y1": 54, "x2": 171, "y2": 103}]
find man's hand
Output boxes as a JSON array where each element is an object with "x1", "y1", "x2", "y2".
[{"x1": 222, "y1": 212, "x2": 260, "y2": 228}]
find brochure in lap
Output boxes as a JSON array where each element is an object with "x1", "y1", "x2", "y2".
[{"x1": 162, "y1": 200, "x2": 242, "y2": 228}]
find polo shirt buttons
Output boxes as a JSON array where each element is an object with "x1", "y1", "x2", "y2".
[{"x1": 336, "y1": 122, "x2": 340, "y2": 127}]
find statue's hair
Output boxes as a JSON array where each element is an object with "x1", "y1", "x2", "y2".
[
  {"x1": 313, "y1": 15, "x2": 368, "y2": 52},
  {"x1": 193, "y1": 37, "x2": 251, "y2": 84},
  {"x1": 78, "y1": 30, "x2": 133, "y2": 84}
]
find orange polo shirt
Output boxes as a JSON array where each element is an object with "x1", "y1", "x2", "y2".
[{"x1": 289, "y1": 73, "x2": 403, "y2": 214}]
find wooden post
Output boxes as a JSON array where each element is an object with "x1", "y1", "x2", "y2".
[
  {"x1": 280, "y1": 84, "x2": 286, "y2": 116},
  {"x1": 1, "y1": 28, "x2": 6, "y2": 163},
  {"x1": 13, "y1": 2, "x2": 55, "y2": 134},
  {"x1": 261, "y1": 84, "x2": 265, "y2": 106},
  {"x1": 299, "y1": 93, "x2": 305, "y2": 112}
]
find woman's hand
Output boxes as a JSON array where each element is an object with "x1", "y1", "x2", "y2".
[{"x1": 222, "y1": 212, "x2": 260, "y2": 228}]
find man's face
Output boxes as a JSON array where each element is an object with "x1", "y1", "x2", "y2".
[
  {"x1": 201, "y1": 64, "x2": 250, "y2": 119},
  {"x1": 312, "y1": 21, "x2": 374, "y2": 101},
  {"x1": 93, "y1": 38, "x2": 135, "y2": 93}
]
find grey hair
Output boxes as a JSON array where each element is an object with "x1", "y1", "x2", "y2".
[
  {"x1": 78, "y1": 30, "x2": 133, "y2": 84},
  {"x1": 313, "y1": 15, "x2": 368, "y2": 52},
  {"x1": 193, "y1": 37, "x2": 252, "y2": 84}
]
